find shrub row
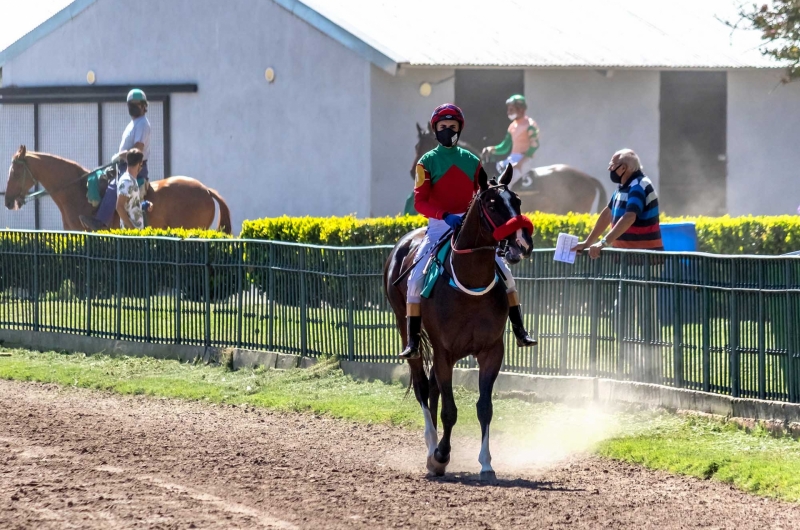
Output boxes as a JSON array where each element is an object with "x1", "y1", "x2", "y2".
[{"x1": 241, "y1": 214, "x2": 800, "y2": 255}]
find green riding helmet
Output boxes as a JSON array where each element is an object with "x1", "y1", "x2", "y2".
[
  {"x1": 505, "y1": 94, "x2": 527, "y2": 108},
  {"x1": 127, "y1": 89, "x2": 148, "y2": 103}
]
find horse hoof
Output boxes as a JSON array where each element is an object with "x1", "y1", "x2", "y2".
[
  {"x1": 427, "y1": 454, "x2": 449, "y2": 477},
  {"x1": 480, "y1": 471, "x2": 498, "y2": 484}
]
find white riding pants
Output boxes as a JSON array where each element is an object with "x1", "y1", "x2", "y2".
[
  {"x1": 496, "y1": 154, "x2": 535, "y2": 189},
  {"x1": 407, "y1": 217, "x2": 516, "y2": 304}
]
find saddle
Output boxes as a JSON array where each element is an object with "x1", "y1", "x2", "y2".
[
  {"x1": 87, "y1": 166, "x2": 150, "y2": 209},
  {"x1": 420, "y1": 239, "x2": 504, "y2": 299}
]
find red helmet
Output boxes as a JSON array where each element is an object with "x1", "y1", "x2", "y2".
[{"x1": 430, "y1": 103, "x2": 465, "y2": 130}]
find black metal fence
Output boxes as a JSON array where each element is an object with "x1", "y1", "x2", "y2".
[{"x1": 1, "y1": 230, "x2": 799, "y2": 402}]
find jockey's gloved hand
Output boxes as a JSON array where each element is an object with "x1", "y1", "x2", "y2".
[
  {"x1": 443, "y1": 213, "x2": 463, "y2": 230},
  {"x1": 141, "y1": 200, "x2": 152, "y2": 212}
]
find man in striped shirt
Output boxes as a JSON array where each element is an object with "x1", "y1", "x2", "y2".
[{"x1": 573, "y1": 149, "x2": 663, "y2": 258}]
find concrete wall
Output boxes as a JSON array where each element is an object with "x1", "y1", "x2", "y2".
[
  {"x1": 3, "y1": 0, "x2": 372, "y2": 231},
  {"x1": 727, "y1": 69, "x2": 800, "y2": 216},
  {"x1": 369, "y1": 66, "x2": 454, "y2": 216},
  {"x1": 524, "y1": 69, "x2": 661, "y2": 201}
]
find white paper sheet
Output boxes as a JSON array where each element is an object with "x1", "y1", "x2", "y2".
[{"x1": 554, "y1": 233, "x2": 580, "y2": 264}]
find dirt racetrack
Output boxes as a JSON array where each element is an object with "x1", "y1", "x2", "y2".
[{"x1": 1, "y1": 380, "x2": 799, "y2": 530}]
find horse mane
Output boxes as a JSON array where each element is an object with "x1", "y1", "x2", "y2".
[{"x1": 24, "y1": 151, "x2": 89, "y2": 174}]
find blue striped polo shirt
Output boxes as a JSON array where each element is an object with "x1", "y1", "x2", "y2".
[{"x1": 608, "y1": 171, "x2": 663, "y2": 250}]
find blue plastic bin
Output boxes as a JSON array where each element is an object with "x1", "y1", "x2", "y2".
[{"x1": 660, "y1": 222, "x2": 698, "y2": 252}]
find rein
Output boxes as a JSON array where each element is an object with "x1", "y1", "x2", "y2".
[{"x1": 12, "y1": 158, "x2": 113, "y2": 205}]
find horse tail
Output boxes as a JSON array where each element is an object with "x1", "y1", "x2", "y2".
[
  {"x1": 207, "y1": 188, "x2": 232, "y2": 234},
  {"x1": 594, "y1": 179, "x2": 608, "y2": 214},
  {"x1": 404, "y1": 326, "x2": 433, "y2": 397}
]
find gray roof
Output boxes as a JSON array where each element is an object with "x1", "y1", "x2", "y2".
[{"x1": 0, "y1": 0, "x2": 780, "y2": 73}]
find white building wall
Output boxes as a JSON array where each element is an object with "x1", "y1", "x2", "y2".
[
  {"x1": 3, "y1": 0, "x2": 372, "y2": 231},
  {"x1": 369, "y1": 66, "x2": 455, "y2": 216},
  {"x1": 727, "y1": 69, "x2": 800, "y2": 216},
  {"x1": 524, "y1": 69, "x2": 661, "y2": 204}
]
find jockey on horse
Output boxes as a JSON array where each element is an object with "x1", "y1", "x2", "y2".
[
  {"x1": 400, "y1": 103, "x2": 537, "y2": 360},
  {"x1": 80, "y1": 88, "x2": 151, "y2": 230},
  {"x1": 481, "y1": 95, "x2": 540, "y2": 189}
]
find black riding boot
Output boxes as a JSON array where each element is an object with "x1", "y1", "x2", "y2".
[
  {"x1": 399, "y1": 315, "x2": 422, "y2": 360},
  {"x1": 508, "y1": 305, "x2": 537, "y2": 347},
  {"x1": 79, "y1": 215, "x2": 108, "y2": 231}
]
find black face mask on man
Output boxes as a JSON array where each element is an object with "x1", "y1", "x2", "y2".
[
  {"x1": 435, "y1": 127, "x2": 459, "y2": 147},
  {"x1": 609, "y1": 165, "x2": 623, "y2": 184},
  {"x1": 128, "y1": 102, "x2": 144, "y2": 118}
]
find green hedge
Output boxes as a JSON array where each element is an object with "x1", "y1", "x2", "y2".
[{"x1": 241, "y1": 214, "x2": 800, "y2": 255}]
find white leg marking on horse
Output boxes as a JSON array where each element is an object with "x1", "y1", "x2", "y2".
[
  {"x1": 421, "y1": 404, "x2": 438, "y2": 457},
  {"x1": 478, "y1": 426, "x2": 493, "y2": 473}
]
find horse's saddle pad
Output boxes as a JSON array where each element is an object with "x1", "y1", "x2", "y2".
[
  {"x1": 421, "y1": 241, "x2": 451, "y2": 299},
  {"x1": 87, "y1": 166, "x2": 146, "y2": 209}
]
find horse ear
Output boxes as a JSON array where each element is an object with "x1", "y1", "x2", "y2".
[
  {"x1": 427, "y1": 122, "x2": 432, "y2": 133},
  {"x1": 478, "y1": 165, "x2": 489, "y2": 191},
  {"x1": 499, "y1": 162, "x2": 514, "y2": 186},
  {"x1": 416, "y1": 123, "x2": 424, "y2": 136},
  {"x1": 16, "y1": 145, "x2": 27, "y2": 160}
]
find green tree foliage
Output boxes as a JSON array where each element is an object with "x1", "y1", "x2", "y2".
[{"x1": 738, "y1": 1, "x2": 800, "y2": 82}]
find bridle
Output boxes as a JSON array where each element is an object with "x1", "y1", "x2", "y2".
[
  {"x1": 452, "y1": 184, "x2": 517, "y2": 257},
  {"x1": 9, "y1": 157, "x2": 113, "y2": 205}
]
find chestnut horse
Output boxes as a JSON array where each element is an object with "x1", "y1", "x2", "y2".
[
  {"x1": 412, "y1": 123, "x2": 607, "y2": 214},
  {"x1": 5, "y1": 146, "x2": 231, "y2": 233},
  {"x1": 385, "y1": 164, "x2": 533, "y2": 481}
]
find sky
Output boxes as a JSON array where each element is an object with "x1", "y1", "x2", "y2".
[{"x1": 0, "y1": 0, "x2": 72, "y2": 52}]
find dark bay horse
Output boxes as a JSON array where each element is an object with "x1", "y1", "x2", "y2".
[
  {"x1": 385, "y1": 164, "x2": 533, "y2": 480},
  {"x1": 5, "y1": 146, "x2": 232, "y2": 233},
  {"x1": 412, "y1": 123, "x2": 607, "y2": 214}
]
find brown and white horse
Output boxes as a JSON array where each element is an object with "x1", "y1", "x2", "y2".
[{"x1": 5, "y1": 145, "x2": 232, "y2": 233}]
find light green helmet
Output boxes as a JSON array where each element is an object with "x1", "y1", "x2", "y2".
[
  {"x1": 505, "y1": 94, "x2": 526, "y2": 107},
  {"x1": 126, "y1": 88, "x2": 147, "y2": 103}
]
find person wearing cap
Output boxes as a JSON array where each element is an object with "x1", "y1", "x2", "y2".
[
  {"x1": 481, "y1": 95, "x2": 540, "y2": 189},
  {"x1": 399, "y1": 103, "x2": 536, "y2": 360},
  {"x1": 81, "y1": 88, "x2": 152, "y2": 230}
]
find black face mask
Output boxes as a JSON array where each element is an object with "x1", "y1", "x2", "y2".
[
  {"x1": 128, "y1": 103, "x2": 144, "y2": 118},
  {"x1": 435, "y1": 128, "x2": 459, "y2": 147},
  {"x1": 609, "y1": 165, "x2": 623, "y2": 184}
]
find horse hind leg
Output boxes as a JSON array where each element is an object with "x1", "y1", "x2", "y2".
[{"x1": 476, "y1": 345, "x2": 503, "y2": 483}]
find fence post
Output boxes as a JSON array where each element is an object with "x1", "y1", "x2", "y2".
[
  {"x1": 643, "y1": 253, "x2": 654, "y2": 383},
  {"x1": 115, "y1": 238, "x2": 122, "y2": 340},
  {"x1": 588, "y1": 258, "x2": 599, "y2": 378},
  {"x1": 236, "y1": 242, "x2": 243, "y2": 348},
  {"x1": 785, "y1": 260, "x2": 796, "y2": 403},
  {"x1": 757, "y1": 259, "x2": 766, "y2": 400},
  {"x1": 174, "y1": 240, "x2": 182, "y2": 345},
  {"x1": 615, "y1": 253, "x2": 626, "y2": 379},
  {"x1": 85, "y1": 234, "x2": 92, "y2": 336},
  {"x1": 729, "y1": 263, "x2": 740, "y2": 398},
  {"x1": 299, "y1": 247, "x2": 308, "y2": 357},
  {"x1": 672, "y1": 254, "x2": 684, "y2": 388},
  {"x1": 345, "y1": 250, "x2": 355, "y2": 362},
  {"x1": 204, "y1": 241, "x2": 211, "y2": 348},
  {"x1": 702, "y1": 257, "x2": 711, "y2": 393},
  {"x1": 559, "y1": 269, "x2": 570, "y2": 376},
  {"x1": 268, "y1": 244, "x2": 275, "y2": 351},
  {"x1": 32, "y1": 232, "x2": 40, "y2": 332},
  {"x1": 144, "y1": 239, "x2": 151, "y2": 342}
]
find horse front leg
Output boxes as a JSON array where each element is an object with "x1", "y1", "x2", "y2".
[
  {"x1": 429, "y1": 360, "x2": 456, "y2": 476},
  {"x1": 476, "y1": 344, "x2": 503, "y2": 483}
]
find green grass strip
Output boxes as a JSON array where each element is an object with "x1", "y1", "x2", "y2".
[{"x1": 2, "y1": 347, "x2": 800, "y2": 502}]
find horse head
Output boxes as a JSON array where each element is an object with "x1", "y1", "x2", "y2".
[
  {"x1": 474, "y1": 163, "x2": 534, "y2": 264},
  {"x1": 5, "y1": 145, "x2": 35, "y2": 211},
  {"x1": 411, "y1": 123, "x2": 437, "y2": 179}
]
